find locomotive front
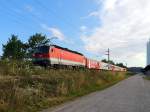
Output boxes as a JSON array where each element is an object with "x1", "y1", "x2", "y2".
[{"x1": 32, "y1": 45, "x2": 50, "y2": 66}]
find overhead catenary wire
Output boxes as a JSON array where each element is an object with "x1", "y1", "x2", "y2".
[
  {"x1": 0, "y1": 0, "x2": 43, "y2": 31},
  {"x1": 1, "y1": 0, "x2": 81, "y2": 35},
  {"x1": 33, "y1": 0, "x2": 81, "y2": 33},
  {"x1": 1, "y1": 0, "x2": 84, "y2": 52}
]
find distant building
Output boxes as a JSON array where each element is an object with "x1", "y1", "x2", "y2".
[{"x1": 147, "y1": 39, "x2": 150, "y2": 65}]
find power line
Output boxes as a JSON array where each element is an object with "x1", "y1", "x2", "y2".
[
  {"x1": 4, "y1": 0, "x2": 81, "y2": 35},
  {"x1": 0, "y1": 0, "x2": 82, "y2": 43},
  {"x1": 0, "y1": 2, "x2": 24, "y2": 25},
  {"x1": 33, "y1": 0, "x2": 80, "y2": 33},
  {"x1": 8, "y1": 0, "x2": 42, "y2": 25},
  {"x1": 0, "y1": 0, "x2": 42, "y2": 31}
]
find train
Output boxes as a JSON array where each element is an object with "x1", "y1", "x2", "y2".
[{"x1": 32, "y1": 45, "x2": 126, "y2": 72}]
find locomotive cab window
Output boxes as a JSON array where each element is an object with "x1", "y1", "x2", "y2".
[
  {"x1": 34, "y1": 46, "x2": 49, "y2": 54},
  {"x1": 51, "y1": 48, "x2": 54, "y2": 52}
]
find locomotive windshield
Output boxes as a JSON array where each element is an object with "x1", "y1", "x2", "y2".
[{"x1": 34, "y1": 46, "x2": 49, "y2": 53}]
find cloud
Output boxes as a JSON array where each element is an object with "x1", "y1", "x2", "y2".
[
  {"x1": 24, "y1": 5, "x2": 42, "y2": 19},
  {"x1": 25, "y1": 5, "x2": 34, "y2": 12},
  {"x1": 48, "y1": 28, "x2": 65, "y2": 40},
  {"x1": 89, "y1": 11, "x2": 99, "y2": 17},
  {"x1": 80, "y1": 25, "x2": 87, "y2": 32},
  {"x1": 81, "y1": 11, "x2": 100, "y2": 19},
  {"x1": 41, "y1": 24, "x2": 65, "y2": 40},
  {"x1": 81, "y1": 0, "x2": 150, "y2": 67}
]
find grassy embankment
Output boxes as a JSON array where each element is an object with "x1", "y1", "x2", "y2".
[
  {"x1": 0, "y1": 60, "x2": 132, "y2": 112},
  {"x1": 144, "y1": 75, "x2": 150, "y2": 80}
]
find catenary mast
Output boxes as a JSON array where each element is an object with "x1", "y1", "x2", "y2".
[{"x1": 147, "y1": 39, "x2": 150, "y2": 65}]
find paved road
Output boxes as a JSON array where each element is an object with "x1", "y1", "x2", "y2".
[{"x1": 42, "y1": 75, "x2": 150, "y2": 112}]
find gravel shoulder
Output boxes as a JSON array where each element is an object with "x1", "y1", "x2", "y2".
[{"x1": 42, "y1": 74, "x2": 150, "y2": 112}]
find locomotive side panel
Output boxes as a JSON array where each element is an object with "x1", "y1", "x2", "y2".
[{"x1": 50, "y1": 46, "x2": 86, "y2": 67}]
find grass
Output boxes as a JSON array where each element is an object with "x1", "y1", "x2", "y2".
[
  {"x1": 144, "y1": 75, "x2": 150, "y2": 80},
  {"x1": 0, "y1": 60, "x2": 131, "y2": 112},
  {"x1": 147, "y1": 77, "x2": 150, "y2": 80}
]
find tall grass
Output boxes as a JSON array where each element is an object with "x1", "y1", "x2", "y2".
[
  {"x1": 144, "y1": 75, "x2": 150, "y2": 80},
  {"x1": 0, "y1": 60, "x2": 129, "y2": 112}
]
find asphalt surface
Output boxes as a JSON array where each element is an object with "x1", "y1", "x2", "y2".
[{"x1": 42, "y1": 74, "x2": 150, "y2": 112}]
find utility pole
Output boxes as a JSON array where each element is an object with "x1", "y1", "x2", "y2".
[
  {"x1": 105, "y1": 48, "x2": 110, "y2": 69},
  {"x1": 126, "y1": 63, "x2": 127, "y2": 68},
  {"x1": 105, "y1": 48, "x2": 110, "y2": 63}
]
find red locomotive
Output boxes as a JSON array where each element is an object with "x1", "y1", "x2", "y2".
[
  {"x1": 32, "y1": 45, "x2": 126, "y2": 71},
  {"x1": 33, "y1": 45, "x2": 86, "y2": 68}
]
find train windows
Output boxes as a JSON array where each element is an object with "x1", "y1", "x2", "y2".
[
  {"x1": 51, "y1": 48, "x2": 54, "y2": 52},
  {"x1": 34, "y1": 46, "x2": 49, "y2": 53}
]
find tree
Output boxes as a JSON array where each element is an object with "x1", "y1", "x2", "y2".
[
  {"x1": 2, "y1": 35, "x2": 26, "y2": 60},
  {"x1": 116, "y1": 63, "x2": 126, "y2": 68},
  {"x1": 101, "y1": 59, "x2": 115, "y2": 65},
  {"x1": 101, "y1": 59, "x2": 107, "y2": 63},
  {"x1": 108, "y1": 60, "x2": 115, "y2": 65},
  {"x1": 27, "y1": 33, "x2": 50, "y2": 57}
]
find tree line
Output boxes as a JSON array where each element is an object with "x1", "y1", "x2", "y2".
[
  {"x1": 2, "y1": 33, "x2": 50, "y2": 60},
  {"x1": 101, "y1": 59, "x2": 127, "y2": 68}
]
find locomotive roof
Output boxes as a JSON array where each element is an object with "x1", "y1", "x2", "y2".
[
  {"x1": 52, "y1": 45, "x2": 83, "y2": 56},
  {"x1": 39, "y1": 45, "x2": 83, "y2": 56}
]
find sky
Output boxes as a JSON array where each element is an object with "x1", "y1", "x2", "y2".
[{"x1": 0, "y1": 0, "x2": 150, "y2": 67}]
